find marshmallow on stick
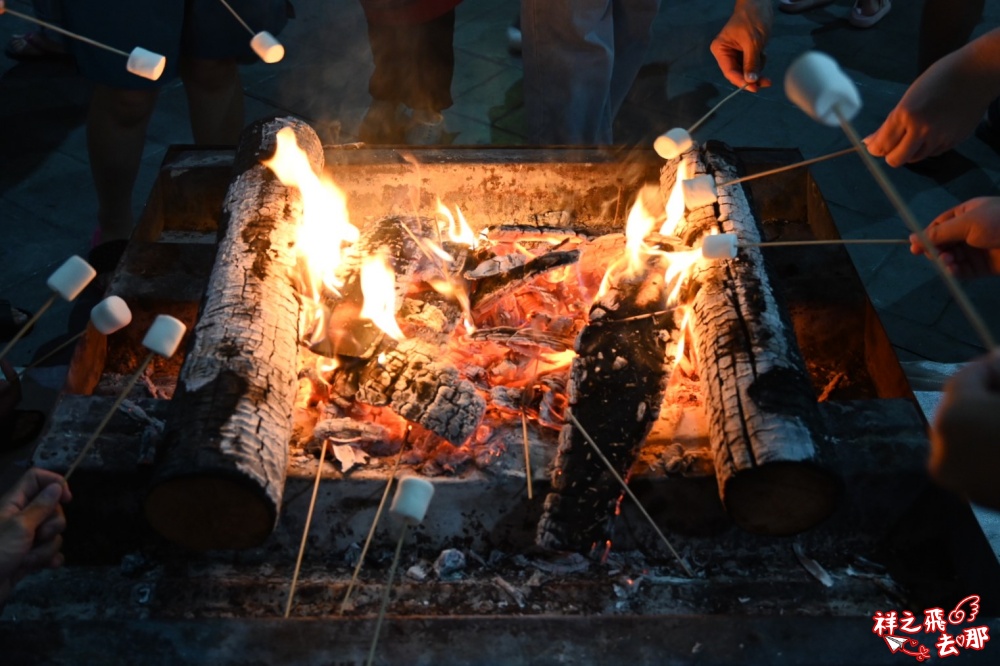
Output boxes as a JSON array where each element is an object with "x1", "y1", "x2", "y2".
[
  {"x1": 1, "y1": 6, "x2": 164, "y2": 80},
  {"x1": 367, "y1": 477, "x2": 435, "y2": 666},
  {"x1": 19, "y1": 296, "x2": 133, "y2": 377},
  {"x1": 785, "y1": 51, "x2": 861, "y2": 126},
  {"x1": 65, "y1": 315, "x2": 187, "y2": 480},
  {"x1": 653, "y1": 83, "x2": 750, "y2": 159},
  {"x1": 0, "y1": 255, "x2": 97, "y2": 364},
  {"x1": 217, "y1": 0, "x2": 285, "y2": 63}
]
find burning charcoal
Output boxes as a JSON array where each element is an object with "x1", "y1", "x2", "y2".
[
  {"x1": 433, "y1": 549, "x2": 466, "y2": 580},
  {"x1": 536, "y1": 268, "x2": 678, "y2": 552},
  {"x1": 464, "y1": 253, "x2": 527, "y2": 280},
  {"x1": 309, "y1": 418, "x2": 390, "y2": 455},
  {"x1": 489, "y1": 385, "x2": 523, "y2": 413},
  {"x1": 480, "y1": 223, "x2": 591, "y2": 246},
  {"x1": 358, "y1": 338, "x2": 486, "y2": 446},
  {"x1": 660, "y1": 144, "x2": 839, "y2": 536},
  {"x1": 470, "y1": 249, "x2": 581, "y2": 311}
]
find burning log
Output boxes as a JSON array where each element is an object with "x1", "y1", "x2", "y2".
[
  {"x1": 357, "y1": 338, "x2": 486, "y2": 446},
  {"x1": 663, "y1": 143, "x2": 840, "y2": 536},
  {"x1": 536, "y1": 262, "x2": 679, "y2": 551},
  {"x1": 144, "y1": 116, "x2": 315, "y2": 550}
]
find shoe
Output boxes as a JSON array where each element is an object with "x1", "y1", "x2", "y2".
[
  {"x1": 4, "y1": 31, "x2": 73, "y2": 63},
  {"x1": 358, "y1": 100, "x2": 405, "y2": 144},
  {"x1": 777, "y1": 0, "x2": 835, "y2": 14},
  {"x1": 404, "y1": 110, "x2": 445, "y2": 145},
  {"x1": 0, "y1": 300, "x2": 33, "y2": 342},
  {"x1": 849, "y1": 0, "x2": 891, "y2": 28}
]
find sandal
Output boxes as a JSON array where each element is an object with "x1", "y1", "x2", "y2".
[
  {"x1": 4, "y1": 31, "x2": 74, "y2": 63},
  {"x1": 778, "y1": 0, "x2": 836, "y2": 14},
  {"x1": 849, "y1": 0, "x2": 892, "y2": 28},
  {"x1": 0, "y1": 300, "x2": 33, "y2": 342}
]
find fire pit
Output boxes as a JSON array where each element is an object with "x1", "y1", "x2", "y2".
[{"x1": 9, "y1": 117, "x2": 999, "y2": 664}]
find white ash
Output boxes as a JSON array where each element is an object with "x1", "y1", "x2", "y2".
[{"x1": 465, "y1": 253, "x2": 528, "y2": 279}]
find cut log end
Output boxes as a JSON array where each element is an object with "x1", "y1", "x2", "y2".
[
  {"x1": 145, "y1": 475, "x2": 276, "y2": 551},
  {"x1": 723, "y1": 461, "x2": 841, "y2": 536}
]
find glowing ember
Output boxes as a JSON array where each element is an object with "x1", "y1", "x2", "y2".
[{"x1": 360, "y1": 249, "x2": 406, "y2": 341}]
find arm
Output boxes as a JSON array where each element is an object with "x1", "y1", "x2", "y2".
[
  {"x1": 931, "y1": 354, "x2": 1000, "y2": 510},
  {"x1": 0, "y1": 468, "x2": 72, "y2": 607},
  {"x1": 710, "y1": 0, "x2": 774, "y2": 92},
  {"x1": 909, "y1": 197, "x2": 1000, "y2": 279},
  {"x1": 866, "y1": 27, "x2": 1000, "y2": 167}
]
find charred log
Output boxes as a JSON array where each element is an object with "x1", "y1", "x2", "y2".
[
  {"x1": 469, "y1": 249, "x2": 581, "y2": 310},
  {"x1": 357, "y1": 338, "x2": 486, "y2": 446},
  {"x1": 536, "y1": 269, "x2": 679, "y2": 551},
  {"x1": 144, "y1": 116, "x2": 316, "y2": 550},
  {"x1": 662, "y1": 143, "x2": 840, "y2": 536}
]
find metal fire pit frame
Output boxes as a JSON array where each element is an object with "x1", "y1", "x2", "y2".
[{"x1": 12, "y1": 145, "x2": 1000, "y2": 664}]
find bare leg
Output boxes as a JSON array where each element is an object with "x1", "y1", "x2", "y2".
[
  {"x1": 918, "y1": 0, "x2": 984, "y2": 73},
  {"x1": 86, "y1": 84, "x2": 159, "y2": 242},
  {"x1": 179, "y1": 57, "x2": 244, "y2": 144}
]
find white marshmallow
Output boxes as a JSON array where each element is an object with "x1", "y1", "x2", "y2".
[
  {"x1": 682, "y1": 175, "x2": 718, "y2": 209},
  {"x1": 251, "y1": 31, "x2": 284, "y2": 64},
  {"x1": 126, "y1": 46, "x2": 166, "y2": 81},
  {"x1": 47, "y1": 255, "x2": 97, "y2": 302},
  {"x1": 785, "y1": 51, "x2": 861, "y2": 127},
  {"x1": 390, "y1": 477, "x2": 434, "y2": 525},
  {"x1": 701, "y1": 233, "x2": 739, "y2": 260},
  {"x1": 90, "y1": 296, "x2": 132, "y2": 335},
  {"x1": 653, "y1": 128, "x2": 693, "y2": 160},
  {"x1": 142, "y1": 314, "x2": 186, "y2": 358}
]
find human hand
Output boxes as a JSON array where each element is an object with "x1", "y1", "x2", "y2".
[
  {"x1": 865, "y1": 49, "x2": 994, "y2": 166},
  {"x1": 710, "y1": 0, "x2": 773, "y2": 92},
  {"x1": 909, "y1": 197, "x2": 1000, "y2": 279},
  {"x1": 0, "y1": 468, "x2": 71, "y2": 606},
  {"x1": 931, "y1": 354, "x2": 1000, "y2": 510}
]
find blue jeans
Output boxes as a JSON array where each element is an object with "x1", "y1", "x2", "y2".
[{"x1": 521, "y1": 0, "x2": 661, "y2": 144}]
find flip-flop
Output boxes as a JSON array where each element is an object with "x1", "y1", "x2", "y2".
[
  {"x1": 4, "y1": 31, "x2": 74, "y2": 63},
  {"x1": 0, "y1": 410, "x2": 46, "y2": 453},
  {"x1": 849, "y1": 0, "x2": 892, "y2": 28},
  {"x1": 778, "y1": 0, "x2": 836, "y2": 14},
  {"x1": 0, "y1": 300, "x2": 33, "y2": 341}
]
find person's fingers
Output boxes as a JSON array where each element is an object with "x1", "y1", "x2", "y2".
[
  {"x1": 17, "y1": 483, "x2": 62, "y2": 534},
  {"x1": 741, "y1": 41, "x2": 762, "y2": 87},
  {"x1": 864, "y1": 115, "x2": 906, "y2": 158},
  {"x1": 17, "y1": 535, "x2": 62, "y2": 573},
  {"x1": 884, "y1": 129, "x2": 925, "y2": 167},
  {"x1": 34, "y1": 507, "x2": 67, "y2": 543},
  {"x1": 710, "y1": 40, "x2": 747, "y2": 89},
  {"x1": 924, "y1": 213, "x2": 976, "y2": 247}
]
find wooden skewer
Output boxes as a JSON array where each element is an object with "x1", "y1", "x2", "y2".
[
  {"x1": 65, "y1": 352, "x2": 153, "y2": 480},
  {"x1": 365, "y1": 521, "x2": 409, "y2": 666},
  {"x1": 520, "y1": 410, "x2": 533, "y2": 500},
  {"x1": 720, "y1": 146, "x2": 859, "y2": 187},
  {"x1": 834, "y1": 105, "x2": 997, "y2": 350},
  {"x1": 0, "y1": 294, "x2": 56, "y2": 365},
  {"x1": 744, "y1": 238, "x2": 909, "y2": 248},
  {"x1": 284, "y1": 439, "x2": 329, "y2": 618},
  {"x1": 17, "y1": 330, "x2": 85, "y2": 378},
  {"x1": 565, "y1": 411, "x2": 693, "y2": 577},
  {"x1": 339, "y1": 443, "x2": 407, "y2": 614},
  {"x1": 2, "y1": 8, "x2": 130, "y2": 57},
  {"x1": 687, "y1": 83, "x2": 750, "y2": 135},
  {"x1": 216, "y1": 0, "x2": 255, "y2": 36}
]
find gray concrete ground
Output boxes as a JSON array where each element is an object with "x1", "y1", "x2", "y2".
[{"x1": 1, "y1": 3, "x2": 999, "y2": 450}]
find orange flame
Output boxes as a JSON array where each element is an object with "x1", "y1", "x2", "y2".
[
  {"x1": 660, "y1": 161, "x2": 689, "y2": 237},
  {"x1": 263, "y1": 127, "x2": 360, "y2": 347},
  {"x1": 437, "y1": 200, "x2": 476, "y2": 248},
  {"x1": 624, "y1": 193, "x2": 658, "y2": 278},
  {"x1": 360, "y1": 249, "x2": 406, "y2": 341}
]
